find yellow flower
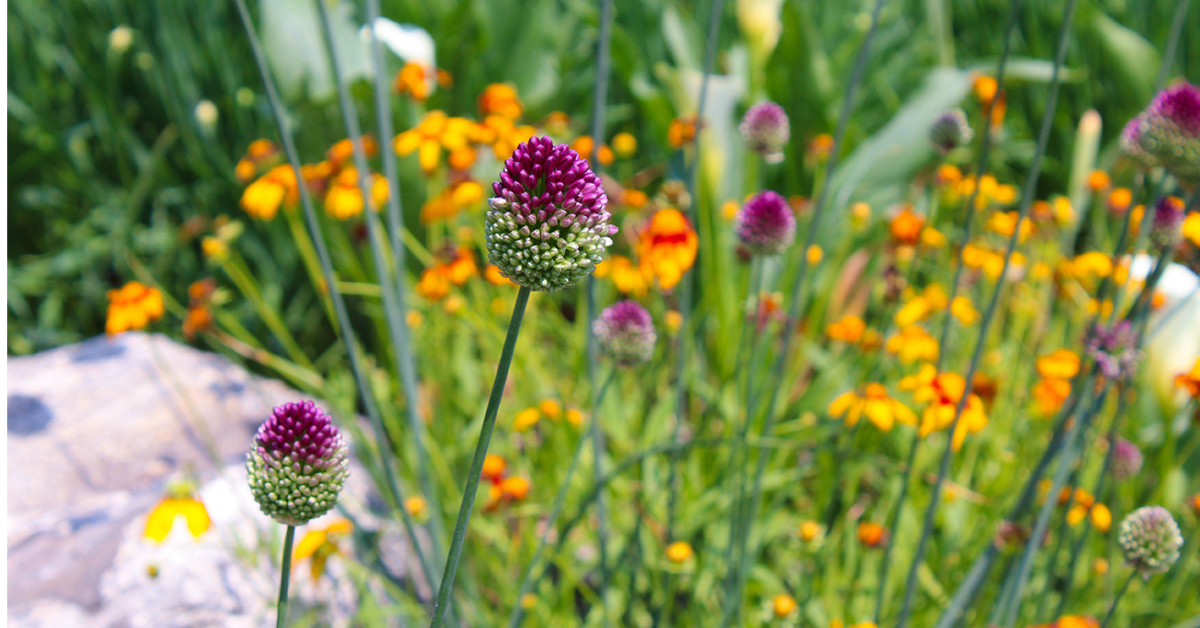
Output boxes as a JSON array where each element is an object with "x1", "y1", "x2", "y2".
[
  {"x1": 1183, "y1": 212, "x2": 1200, "y2": 248},
  {"x1": 595, "y1": 255, "x2": 651, "y2": 297},
  {"x1": 500, "y1": 476, "x2": 530, "y2": 500},
  {"x1": 539, "y1": 399, "x2": 563, "y2": 421},
  {"x1": 1176, "y1": 358, "x2": 1200, "y2": 399},
  {"x1": 565, "y1": 408, "x2": 585, "y2": 427},
  {"x1": 475, "y1": 114, "x2": 538, "y2": 160},
  {"x1": 514, "y1": 407, "x2": 541, "y2": 432},
  {"x1": 107, "y1": 281, "x2": 165, "y2": 335},
  {"x1": 886, "y1": 326, "x2": 939, "y2": 364},
  {"x1": 828, "y1": 383, "x2": 917, "y2": 432},
  {"x1": 900, "y1": 365, "x2": 988, "y2": 450},
  {"x1": 144, "y1": 495, "x2": 210, "y2": 542},
  {"x1": 1037, "y1": 349, "x2": 1080, "y2": 380},
  {"x1": 421, "y1": 180, "x2": 486, "y2": 223},
  {"x1": 326, "y1": 135, "x2": 379, "y2": 169},
  {"x1": 1090, "y1": 503, "x2": 1112, "y2": 533},
  {"x1": 665, "y1": 310, "x2": 684, "y2": 334},
  {"x1": 324, "y1": 167, "x2": 388, "y2": 220},
  {"x1": 807, "y1": 244, "x2": 823, "y2": 265},
  {"x1": 721, "y1": 199, "x2": 741, "y2": 220},
  {"x1": 405, "y1": 496, "x2": 428, "y2": 521},
  {"x1": 612, "y1": 132, "x2": 638, "y2": 158},
  {"x1": 825, "y1": 315, "x2": 866, "y2": 343},
  {"x1": 240, "y1": 165, "x2": 298, "y2": 220},
  {"x1": 850, "y1": 202, "x2": 871, "y2": 228},
  {"x1": 772, "y1": 594, "x2": 797, "y2": 618},
  {"x1": 921, "y1": 227, "x2": 947, "y2": 248},
  {"x1": 1108, "y1": 187, "x2": 1132, "y2": 213},
  {"x1": 986, "y1": 210, "x2": 1032, "y2": 242},
  {"x1": 293, "y1": 519, "x2": 353, "y2": 580},
  {"x1": 798, "y1": 520, "x2": 823, "y2": 543},
  {"x1": 394, "y1": 111, "x2": 476, "y2": 174},
  {"x1": 478, "y1": 83, "x2": 523, "y2": 119},
  {"x1": 485, "y1": 264, "x2": 517, "y2": 287},
  {"x1": 1086, "y1": 170, "x2": 1111, "y2": 193},
  {"x1": 1071, "y1": 252, "x2": 1113, "y2": 280},
  {"x1": 1093, "y1": 557, "x2": 1109, "y2": 576},
  {"x1": 665, "y1": 541, "x2": 694, "y2": 563},
  {"x1": 637, "y1": 208, "x2": 699, "y2": 291},
  {"x1": 895, "y1": 284, "x2": 949, "y2": 327},
  {"x1": 1032, "y1": 377, "x2": 1072, "y2": 418},
  {"x1": 950, "y1": 297, "x2": 979, "y2": 325},
  {"x1": 807, "y1": 133, "x2": 834, "y2": 160},
  {"x1": 393, "y1": 62, "x2": 432, "y2": 102},
  {"x1": 406, "y1": 311, "x2": 424, "y2": 328},
  {"x1": 416, "y1": 267, "x2": 451, "y2": 301}
]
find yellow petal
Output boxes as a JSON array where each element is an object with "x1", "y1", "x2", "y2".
[
  {"x1": 864, "y1": 399, "x2": 894, "y2": 432},
  {"x1": 419, "y1": 140, "x2": 441, "y2": 173},
  {"x1": 828, "y1": 391, "x2": 857, "y2": 417},
  {"x1": 144, "y1": 498, "x2": 180, "y2": 542},
  {"x1": 177, "y1": 498, "x2": 211, "y2": 538},
  {"x1": 294, "y1": 530, "x2": 328, "y2": 562}
]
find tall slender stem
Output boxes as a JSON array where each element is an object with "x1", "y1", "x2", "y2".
[
  {"x1": 276, "y1": 525, "x2": 296, "y2": 628},
  {"x1": 895, "y1": 2, "x2": 1078, "y2": 625},
  {"x1": 1100, "y1": 571, "x2": 1138, "y2": 628},
  {"x1": 430, "y1": 286, "x2": 532, "y2": 628},
  {"x1": 232, "y1": 0, "x2": 439, "y2": 605},
  {"x1": 507, "y1": 369, "x2": 616, "y2": 628},
  {"x1": 364, "y1": 0, "x2": 444, "y2": 566},
  {"x1": 726, "y1": 0, "x2": 887, "y2": 620}
]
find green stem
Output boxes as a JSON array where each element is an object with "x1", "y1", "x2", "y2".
[
  {"x1": 276, "y1": 525, "x2": 295, "y2": 628},
  {"x1": 1100, "y1": 571, "x2": 1137, "y2": 628},
  {"x1": 429, "y1": 286, "x2": 532, "y2": 628},
  {"x1": 897, "y1": 0, "x2": 1077, "y2": 623},
  {"x1": 507, "y1": 368, "x2": 615, "y2": 628}
]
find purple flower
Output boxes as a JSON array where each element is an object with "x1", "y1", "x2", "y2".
[
  {"x1": 594, "y1": 300, "x2": 656, "y2": 366},
  {"x1": 929, "y1": 109, "x2": 974, "y2": 154},
  {"x1": 1120, "y1": 114, "x2": 1159, "y2": 170},
  {"x1": 1137, "y1": 82, "x2": 1200, "y2": 180},
  {"x1": 1086, "y1": 320, "x2": 1141, "y2": 381},
  {"x1": 1118, "y1": 506, "x2": 1183, "y2": 579},
  {"x1": 1150, "y1": 195, "x2": 1185, "y2": 249},
  {"x1": 735, "y1": 191, "x2": 795, "y2": 256},
  {"x1": 486, "y1": 136, "x2": 616, "y2": 293},
  {"x1": 740, "y1": 102, "x2": 791, "y2": 164},
  {"x1": 1111, "y1": 437, "x2": 1144, "y2": 481},
  {"x1": 246, "y1": 400, "x2": 349, "y2": 526}
]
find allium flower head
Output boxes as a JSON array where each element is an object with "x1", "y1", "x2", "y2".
[
  {"x1": 735, "y1": 191, "x2": 795, "y2": 256},
  {"x1": 929, "y1": 109, "x2": 974, "y2": 154},
  {"x1": 486, "y1": 136, "x2": 615, "y2": 292},
  {"x1": 1118, "y1": 506, "x2": 1183, "y2": 579},
  {"x1": 1120, "y1": 114, "x2": 1159, "y2": 170},
  {"x1": 1111, "y1": 437, "x2": 1144, "y2": 481},
  {"x1": 740, "y1": 101, "x2": 790, "y2": 164},
  {"x1": 1150, "y1": 196, "x2": 1185, "y2": 250},
  {"x1": 1137, "y1": 82, "x2": 1200, "y2": 180},
  {"x1": 247, "y1": 401, "x2": 349, "y2": 526},
  {"x1": 594, "y1": 300, "x2": 657, "y2": 366},
  {"x1": 1086, "y1": 320, "x2": 1141, "y2": 381}
]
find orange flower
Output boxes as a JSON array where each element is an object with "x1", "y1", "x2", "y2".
[
  {"x1": 1107, "y1": 188, "x2": 1132, "y2": 214},
  {"x1": 241, "y1": 164, "x2": 299, "y2": 220},
  {"x1": 394, "y1": 111, "x2": 477, "y2": 174},
  {"x1": 1032, "y1": 377, "x2": 1072, "y2": 417},
  {"x1": 499, "y1": 477, "x2": 530, "y2": 500},
  {"x1": 900, "y1": 364, "x2": 988, "y2": 450},
  {"x1": 826, "y1": 315, "x2": 866, "y2": 343},
  {"x1": 107, "y1": 281, "x2": 165, "y2": 335},
  {"x1": 595, "y1": 255, "x2": 651, "y2": 297},
  {"x1": 986, "y1": 210, "x2": 1033, "y2": 242},
  {"x1": 478, "y1": 83, "x2": 523, "y2": 119},
  {"x1": 973, "y1": 75, "x2": 998, "y2": 106},
  {"x1": 1177, "y1": 358, "x2": 1200, "y2": 399},
  {"x1": 666, "y1": 541, "x2": 694, "y2": 563},
  {"x1": 808, "y1": 133, "x2": 834, "y2": 160},
  {"x1": 326, "y1": 136, "x2": 379, "y2": 169},
  {"x1": 416, "y1": 267, "x2": 451, "y2": 301},
  {"x1": 1037, "y1": 349, "x2": 1081, "y2": 380},
  {"x1": 773, "y1": 594, "x2": 798, "y2": 618},
  {"x1": 889, "y1": 207, "x2": 925, "y2": 246},
  {"x1": 393, "y1": 62, "x2": 432, "y2": 102},
  {"x1": 1086, "y1": 170, "x2": 1111, "y2": 193},
  {"x1": 857, "y1": 522, "x2": 887, "y2": 548},
  {"x1": 894, "y1": 284, "x2": 949, "y2": 327},
  {"x1": 482, "y1": 454, "x2": 507, "y2": 482},
  {"x1": 637, "y1": 208, "x2": 698, "y2": 290},
  {"x1": 668, "y1": 117, "x2": 699, "y2": 149},
  {"x1": 485, "y1": 264, "x2": 517, "y2": 286},
  {"x1": 828, "y1": 383, "x2": 917, "y2": 432},
  {"x1": 421, "y1": 180, "x2": 485, "y2": 223}
]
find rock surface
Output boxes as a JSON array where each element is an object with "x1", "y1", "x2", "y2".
[{"x1": 6, "y1": 332, "x2": 386, "y2": 627}]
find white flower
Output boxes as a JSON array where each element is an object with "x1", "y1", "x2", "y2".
[
  {"x1": 1130, "y1": 254, "x2": 1200, "y2": 412},
  {"x1": 194, "y1": 100, "x2": 219, "y2": 130},
  {"x1": 109, "y1": 26, "x2": 134, "y2": 54}
]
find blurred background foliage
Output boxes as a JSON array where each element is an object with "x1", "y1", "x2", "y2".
[{"x1": 6, "y1": 0, "x2": 1198, "y2": 355}]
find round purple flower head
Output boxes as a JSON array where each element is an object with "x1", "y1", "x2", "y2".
[
  {"x1": 486, "y1": 136, "x2": 616, "y2": 293},
  {"x1": 594, "y1": 300, "x2": 656, "y2": 366},
  {"x1": 929, "y1": 109, "x2": 974, "y2": 154},
  {"x1": 246, "y1": 400, "x2": 349, "y2": 526},
  {"x1": 736, "y1": 191, "x2": 795, "y2": 256},
  {"x1": 740, "y1": 101, "x2": 790, "y2": 164},
  {"x1": 1118, "y1": 506, "x2": 1183, "y2": 579},
  {"x1": 1150, "y1": 195, "x2": 1185, "y2": 250},
  {"x1": 1086, "y1": 320, "x2": 1141, "y2": 381},
  {"x1": 1110, "y1": 437, "x2": 1144, "y2": 481},
  {"x1": 1120, "y1": 114, "x2": 1159, "y2": 170},
  {"x1": 1137, "y1": 82, "x2": 1200, "y2": 180}
]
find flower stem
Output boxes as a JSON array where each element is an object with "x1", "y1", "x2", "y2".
[
  {"x1": 429, "y1": 286, "x2": 532, "y2": 628},
  {"x1": 276, "y1": 525, "x2": 295, "y2": 628},
  {"x1": 1100, "y1": 571, "x2": 1138, "y2": 628}
]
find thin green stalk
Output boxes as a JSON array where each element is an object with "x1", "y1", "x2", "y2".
[
  {"x1": 276, "y1": 525, "x2": 295, "y2": 628},
  {"x1": 1100, "y1": 571, "x2": 1138, "y2": 628},
  {"x1": 585, "y1": 0, "x2": 615, "y2": 610},
  {"x1": 667, "y1": 0, "x2": 726, "y2": 542},
  {"x1": 327, "y1": 0, "x2": 447, "y2": 581},
  {"x1": 896, "y1": 1, "x2": 1078, "y2": 624},
  {"x1": 232, "y1": 0, "x2": 440, "y2": 609},
  {"x1": 429, "y1": 286, "x2": 532, "y2": 628},
  {"x1": 507, "y1": 369, "x2": 616, "y2": 628},
  {"x1": 1154, "y1": 0, "x2": 1192, "y2": 92},
  {"x1": 217, "y1": 249, "x2": 314, "y2": 370},
  {"x1": 875, "y1": 6, "x2": 1022, "y2": 620},
  {"x1": 725, "y1": 0, "x2": 887, "y2": 621}
]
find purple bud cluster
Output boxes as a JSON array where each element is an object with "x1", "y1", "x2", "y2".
[
  {"x1": 735, "y1": 191, "x2": 795, "y2": 256},
  {"x1": 1125, "y1": 82, "x2": 1200, "y2": 179},
  {"x1": 1118, "y1": 506, "x2": 1183, "y2": 579},
  {"x1": 1086, "y1": 320, "x2": 1141, "y2": 381},
  {"x1": 740, "y1": 102, "x2": 791, "y2": 164},
  {"x1": 246, "y1": 400, "x2": 349, "y2": 526},
  {"x1": 594, "y1": 300, "x2": 657, "y2": 367}
]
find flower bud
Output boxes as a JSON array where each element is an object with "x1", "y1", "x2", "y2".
[
  {"x1": 594, "y1": 300, "x2": 657, "y2": 367},
  {"x1": 735, "y1": 190, "x2": 795, "y2": 256},
  {"x1": 739, "y1": 101, "x2": 790, "y2": 164},
  {"x1": 247, "y1": 401, "x2": 349, "y2": 526},
  {"x1": 929, "y1": 109, "x2": 973, "y2": 154},
  {"x1": 1118, "y1": 506, "x2": 1183, "y2": 579},
  {"x1": 1137, "y1": 83, "x2": 1200, "y2": 181}
]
